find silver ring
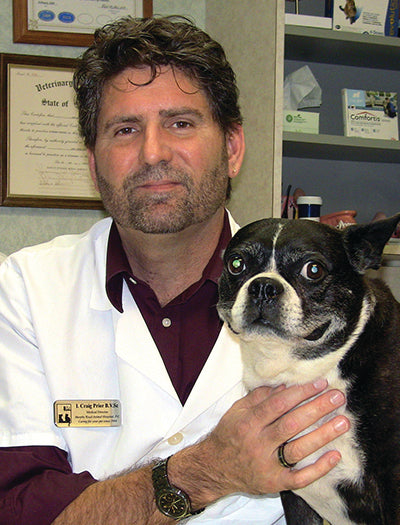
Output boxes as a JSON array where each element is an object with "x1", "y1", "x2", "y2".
[{"x1": 277, "y1": 442, "x2": 297, "y2": 469}]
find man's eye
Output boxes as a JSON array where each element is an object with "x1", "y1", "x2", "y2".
[
  {"x1": 300, "y1": 261, "x2": 326, "y2": 281},
  {"x1": 172, "y1": 120, "x2": 192, "y2": 129},
  {"x1": 227, "y1": 255, "x2": 246, "y2": 275},
  {"x1": 116, "y1": 127, "x2": 136, "y2": 136}
]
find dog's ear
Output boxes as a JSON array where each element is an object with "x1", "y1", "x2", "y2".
[{"x1": 343, "y1": 213, "x2": 400, "y2": 273}]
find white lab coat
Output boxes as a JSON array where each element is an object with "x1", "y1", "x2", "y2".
[{"x1": 0, "y1": 216, "x2": 285, "y2": 524}]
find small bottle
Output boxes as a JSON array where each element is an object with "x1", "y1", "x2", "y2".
[{"x1": 297, "y1": 196, "x2": 322, "y2": 221}]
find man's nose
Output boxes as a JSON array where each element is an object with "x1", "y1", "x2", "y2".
[{"x1": 139, "y1": 125, "x2": 173, "y2": 165}]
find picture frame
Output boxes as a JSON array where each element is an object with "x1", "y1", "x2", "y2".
[
  {"x1": 0, "y1": 53, "x2": 103, "y2": 209},
  {"x1": 13, "y1": 0, "x2": 153, "y2": 47}
]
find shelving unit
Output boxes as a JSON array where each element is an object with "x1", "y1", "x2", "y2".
[
  {"x1": 285, "y1": 25, "x2": 400, "y2": 70},
  {"x1": 283, "y1": 24, "x2": 400, "y2": 257},
  {"x1": 284, "y1": 24, "x2": 400, "y2": 163},
  {"x1": 283, "y1": 132, "x2": 400, "y2": 163}
]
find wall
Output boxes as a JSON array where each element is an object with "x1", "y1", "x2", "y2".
[
  {"x1": 206, "y1": 0, "x2": 284, "y2": 226},
  {"x1": 0, "y1": 0, "x2": 206, "y2": 254}
]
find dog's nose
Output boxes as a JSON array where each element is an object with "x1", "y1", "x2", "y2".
[{"x1": 249, "y1": 277, "x2": 283, "y2": 304}]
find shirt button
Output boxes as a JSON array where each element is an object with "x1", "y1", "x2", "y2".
[
  {"x1": 168, "y1": 432, "x2": 184, "y2": 446},
  {"x1": 162, "y1": 317, "x2": 172, "y2": 328}
]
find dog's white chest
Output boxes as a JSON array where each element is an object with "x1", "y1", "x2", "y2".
[
  {"x1": 295, "y1": 404, "x2": 364, "y2": 525},
  {"x1": 243, "y1": 346, "x2": 365, "y2": 525}
]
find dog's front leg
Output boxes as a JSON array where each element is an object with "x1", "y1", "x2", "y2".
[{"x1": 280, "y1": 491, "x2": 323, "y2": 525}]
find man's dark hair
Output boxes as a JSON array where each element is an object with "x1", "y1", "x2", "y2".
[{"x1": 74, "y1": 15, "x2": 242, "y2": 148}]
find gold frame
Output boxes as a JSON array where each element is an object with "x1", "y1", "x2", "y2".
[{"x1": 13, "y1": 0, "x2": 153, "y2": 47}]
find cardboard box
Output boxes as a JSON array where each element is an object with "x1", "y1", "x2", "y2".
[
  {"x1": 332, "y1": 0, "x2": 399, "y2": 36},
  {"x1": 285, "y1": 14, "x2": 332, "y2": 29},
  {"x1": 342, "y1": 89, "x2": 399, "y2": 140},
  {"x1": 283, "y1": 111, "x2": 319, "y2": 134}
]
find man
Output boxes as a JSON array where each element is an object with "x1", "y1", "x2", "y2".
[{"x1": 0, "y1": 16, "x2": 349, "y2": 524}]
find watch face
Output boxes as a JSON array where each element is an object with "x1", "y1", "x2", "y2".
[{"x1": 158, "y1": 488, "x2": 190, "y2": 518}]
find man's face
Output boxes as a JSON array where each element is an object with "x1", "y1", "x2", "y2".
[{"x1": 88, "y1": 66, "x2": 243, "y2": 234}]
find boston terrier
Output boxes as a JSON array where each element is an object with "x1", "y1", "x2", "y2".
[{"x1": 217, "y1": 214, "x2": 400, "y2": 525}]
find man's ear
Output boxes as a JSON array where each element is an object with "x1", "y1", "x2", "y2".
[
  {"x1": 226, "y1": 124, "x2": 245, "y2": 179},
  {"x1": 87, "y1": 148, "x2": 99, "y2": 192}
]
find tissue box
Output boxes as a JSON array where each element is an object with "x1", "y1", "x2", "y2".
[
  {"x1": 283, "y1": 111, "x2": 319, "y2": 134},
  {"x1": 332, "y1": 0, "x2": 399, "y2": 36}
]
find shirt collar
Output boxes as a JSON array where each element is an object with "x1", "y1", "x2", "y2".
[{"x1": 106, "y1": 210, "x2": 232, "y2": 313}]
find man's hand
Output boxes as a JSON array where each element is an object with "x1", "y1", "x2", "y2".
[
  {"x1": 53, "y1": 379, "x2": 349, "y2": 524},
  {"x1": 169, "y1": 379, "x2": 349, "y2": 507}
]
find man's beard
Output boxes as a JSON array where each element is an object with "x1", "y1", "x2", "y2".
[{"x1": 95, "y1": 156, "x2": 230, "y2": 234}]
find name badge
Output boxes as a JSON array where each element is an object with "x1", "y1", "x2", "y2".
[{"x1": 54, "y1": 400, "x2": 121, "y2": 428}]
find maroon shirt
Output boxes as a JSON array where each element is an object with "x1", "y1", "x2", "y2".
[{"x1": 0, "y1": 213, "x2": 232, "y2": 524}]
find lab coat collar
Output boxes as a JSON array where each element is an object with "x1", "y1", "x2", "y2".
[
  {"x1": 90, "y1": 218, "x2": 114, "y2": 311},
  {"x1": 174, "y1": 325, "x2": 243, "y2": 430},
  {"x1": 91, "y1": 212, "x2": 243, "y2": 422},
  {"x1": 89, "y1": 211, "x2": 239, "y2": 312},
  {"x1": 114, "y1": 282, "x2": 243, "y2": 423},
  {"x1": 114, "y1": 282, "x2": 178, "y2": 400}
]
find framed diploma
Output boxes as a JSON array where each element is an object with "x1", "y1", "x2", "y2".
[
  {"x1": 0, "y1": 53, "x2": 103, "y2": 209},
  {"x1": 13, "y1": 0, "x2": 153, "y2": 47}
]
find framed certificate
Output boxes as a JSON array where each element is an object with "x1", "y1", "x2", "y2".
[
  {"x1": 13, "y1": 0, "x2": 153, "y2": 47},
  {"x1": 0, "y1": 53, "x2": 103, "y2": 209}
]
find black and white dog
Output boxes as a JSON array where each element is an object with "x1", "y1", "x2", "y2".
[{"x1": 217, "y1": 214, "x2": 400, "y2": 525}]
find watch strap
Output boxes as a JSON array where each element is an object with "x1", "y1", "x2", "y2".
[{"x1": 152, "y1": 456, "x2": 204, "y2": 520}]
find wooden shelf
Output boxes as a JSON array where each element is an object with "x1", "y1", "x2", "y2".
[
  {"x1": 285, "y1": 25, "x2": 400, "y2": 70},
  {"x1": 283, "y1": 132, "x2": 400, "y2": 163}
]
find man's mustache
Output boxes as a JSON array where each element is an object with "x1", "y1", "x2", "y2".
[{"x1": 124, "y1": 161, "x2": 191, "y2": 189}]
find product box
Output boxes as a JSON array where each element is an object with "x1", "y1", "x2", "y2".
[
  {"x1": 332, "y1": 0, "x2": 399, "y2": 36},
  {"x1": 283, "y1": 111, "x2": 319, "y2": 134},
  {"x1": 285, "y1": 13, "x2": 332, "y2": 29},
  {"x1": 342, "y1": 89, "x2": 399, "y2": 140}
]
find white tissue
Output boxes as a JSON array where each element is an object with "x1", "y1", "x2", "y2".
[{"x1": 283, "y1": 65, "x2": 322, "y2": 110}]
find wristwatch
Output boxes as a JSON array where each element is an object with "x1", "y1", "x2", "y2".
[{"x1": 152, "y1": 456, "x2": 204, "y2": 520}]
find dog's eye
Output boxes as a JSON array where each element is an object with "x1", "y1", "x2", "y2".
[
  {"x1": 227, "y1": 255, "x2": 246, "y2": 275},
  {"x1": 301, "y1": 261, "x2": 326, "y2": 281}
]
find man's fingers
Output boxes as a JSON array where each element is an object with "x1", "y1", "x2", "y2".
[
  {"x1": 285, "y1": 415, "x2": 349, "y2": 465},
  {"x1": 245, "y1": 379, "x2": 329, "y2": 423},
  {"x1": 206, "y1": 380, "x2": 350, "y2": 497},
  {"x1": 286, "y1": 450, "x2": 342, "y2": 490},
  {"x1": 271, "y1": 388, "x2": 346, "y2": 443},
  {"x1": 277, "y1": 414, "x2": 350, "y2": 469}
]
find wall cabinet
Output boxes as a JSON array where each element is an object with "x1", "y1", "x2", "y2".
[
  {"x1": 283, "y1": 24, "x2": 400, "y2": 258},
  {"x1": 284, "y1": 25, "x2": 400, "y2": 162}
]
